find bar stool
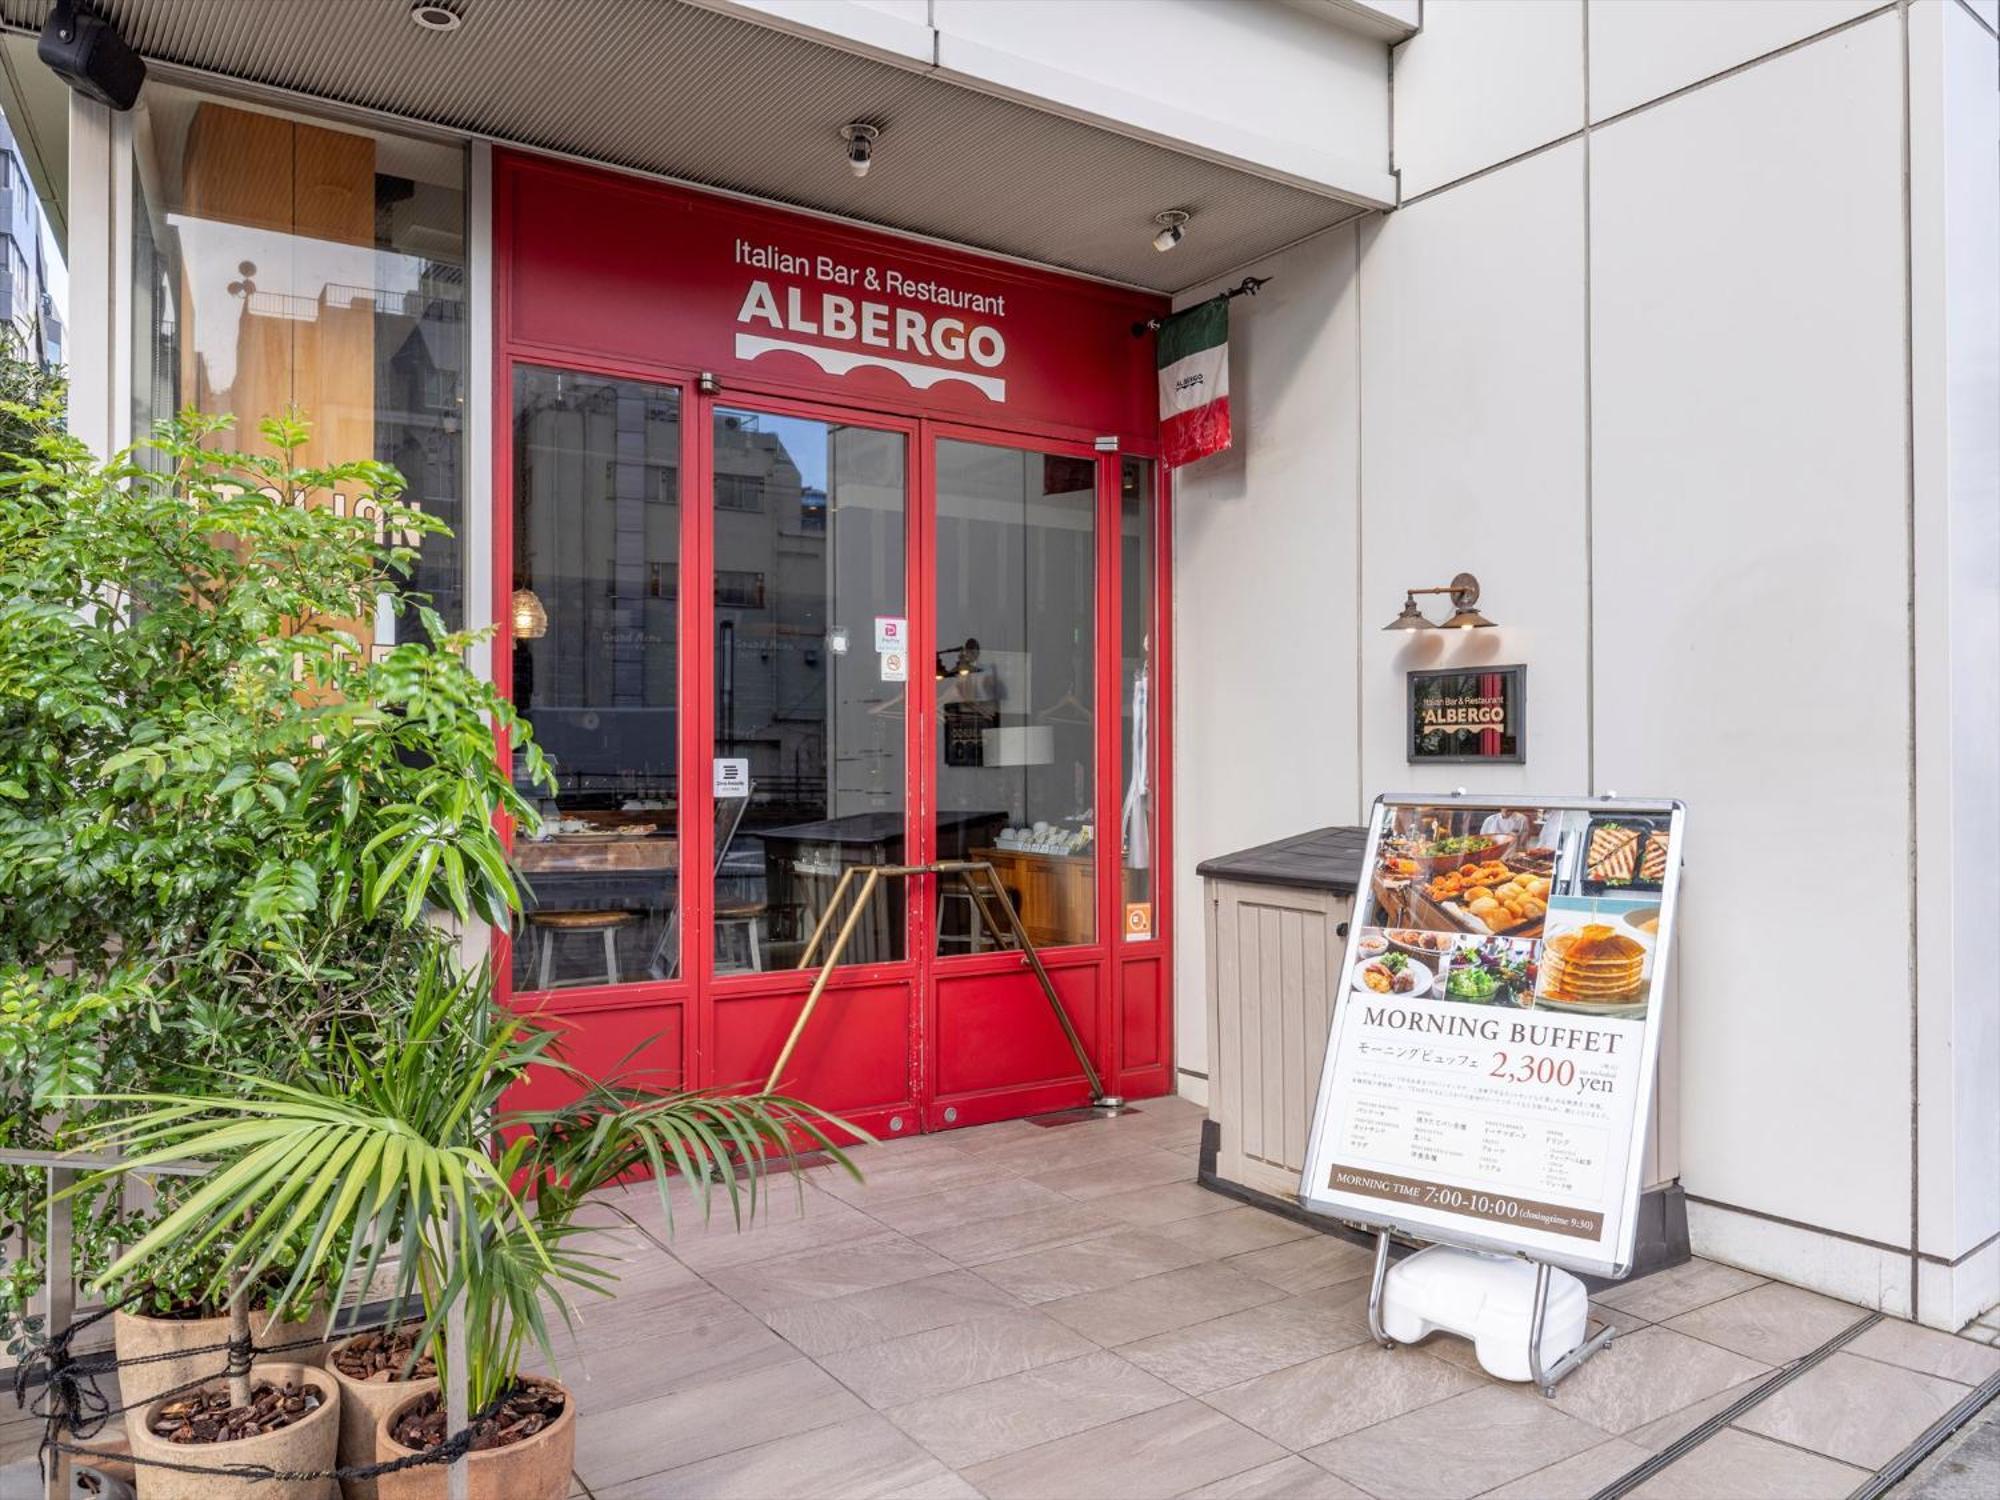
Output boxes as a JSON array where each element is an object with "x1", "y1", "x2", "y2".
[
  {"x1": 714, "y1": 897, "x2": 766, "y2": 973},
  {"x1": 530, "y1": 910, "x2": 634, "y2": 989},
  {"x1": 936, "y1": 886, "x2": 986, "y2": 953}
]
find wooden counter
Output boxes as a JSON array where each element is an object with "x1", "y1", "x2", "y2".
[{"x1": 971, "y1": 846, "x2": 1095, "y2": 947}]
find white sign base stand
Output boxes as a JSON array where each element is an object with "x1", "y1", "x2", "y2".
[{"x1": 1364, "y1": 1234, "x2": 1616, "y2": 1395}]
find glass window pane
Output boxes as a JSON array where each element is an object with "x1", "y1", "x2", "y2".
[
  {"x1": 510, "y1": 368, "x2": 682, "y2": 990},
  {"x1": 712, "y1": 410, "x2": 907, "y2": 973},
  {"x1": 934, "y1": 440, "x2": 1096, "y2": 950},
  {"x1": 127, "y1": 82, "x2": 467, "y2": 635},
  {"x1": 1119, "y1": 457, "x2": 1156, "y2": 941}
]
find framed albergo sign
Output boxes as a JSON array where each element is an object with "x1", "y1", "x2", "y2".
[
  {"x1": 1298, "y1": 794, "x2": 1684, "y2": 1278},
  {"x1": 1408, "y1": 665, "x2": 1525, "y2": 764}
]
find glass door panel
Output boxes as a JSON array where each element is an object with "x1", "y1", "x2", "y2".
[
  {"x1": 1119, "y1": 457, "x2": 1157, "y2": 943},
  {"x1": 933, "y1": 438, "x2": 1098, "y2": 950},
  {"x1": 711, "y1": 408, "x2": 908, "y2": 973},
  {"x1": 510, "y1": 366, "x2": 683, "y2": 991}
]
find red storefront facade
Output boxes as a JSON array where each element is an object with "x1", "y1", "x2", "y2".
[{"x1": 493, "y1": 150, "x2": 1175, "y2": 1138}]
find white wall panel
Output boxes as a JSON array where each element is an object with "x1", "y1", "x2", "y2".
[
  {"x1": 1392, "y1": 0, "x2": 1585, "y2": 197},
  {"x1": 1910, "y1": 0, "x2": 2000, "y2": 1282},
  {"x1": 1590, "y1": 15, "x2": 1912, "y2": 1247},
  {"x1": 1357, "y1": 142, "x2": 1590, "y2": 802},
  {"x1": 933, "y1": 0, "x2": 1394, "y2": 200},
  {"x1": 1587, "y1": 0, "x2": 1882, "y2": 121},
  {"x1": 1171, "y1": 225, "x2": 1363, "y2": 1093}
]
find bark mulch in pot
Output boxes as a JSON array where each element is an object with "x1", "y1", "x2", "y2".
[
  {"x1": 332, "y1": 1329, "x2": 438, "y2": 1383},
  {"x1": 149, "y1": 1379, "x2": 325, "y2": 1445},
  {"x1": 389, "y1": 1383, "x2": 565, "y2": 1454}
]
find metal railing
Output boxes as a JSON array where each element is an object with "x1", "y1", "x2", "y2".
[{"x1": 2, "y1": 1147, "x2": 473, "y2": 1500}]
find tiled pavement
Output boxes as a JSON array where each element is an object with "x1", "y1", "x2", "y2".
[{"x1": 6, "y1": 1094, "x2": 1998, "y2": 1498}]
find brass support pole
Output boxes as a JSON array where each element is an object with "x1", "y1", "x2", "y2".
[
  {"x1": 957, "y1": 863, "x2": 1121, "y2": 1110},
  {"x1": 796, "y1": 866, "x2": 861, "y2": 972},
  {"x1": 766, "y1": 867, "x2": 881, "y2": 1092},
  {"x1": 760, "y1": 860, "x2": 1121, "y2": 1111}
]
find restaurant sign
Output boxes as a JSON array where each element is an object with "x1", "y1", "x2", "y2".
[
  {"x1": 1408, "y1": 665, "x2": 1525, "y2": 764},
  {"x1": 1298, "y1": 795, "x2": 1684, "y2": 1278},
  {"x1": 500, "y1": 152, "x2": 1163, "y2": 443}
]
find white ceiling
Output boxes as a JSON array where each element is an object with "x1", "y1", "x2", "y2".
[{"x1": 0, "y1": 0, "x2": 1375, "y2": 292}]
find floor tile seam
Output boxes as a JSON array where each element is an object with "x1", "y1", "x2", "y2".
[
  {"x1": 822, "y1": 1173, "x2": 1037, "y2": 1218},
  {"x1": 1082, "y1": 1278, "x2": 1297, "y2": 1352},
  {"x1": 1300, "y1": 1405, "x2": 1621, "y2": 1499},
  {"x1": 1154, "y1": 1442, "x2": 1385, "y2": 1500},
  {"x1": 940, "y1": 1220, "x2": 1147, "y2": 1272},
  {"x1": 961, "y1": 1399, "x2": 1284, "y2": 1497},
  {"x1": 1837, "y1": 1344, "x2": 1987, "y2": 1388},
  {"x1": 1188, "y1": 1344, "x2": 1511, "y2": 1451},
  {"x1": 1593, "y1": 1270, "x2": 1772, "y2": 1321},
  {"x1": 1648, "y1": 1277, "x2": 1806, "y2": 1328},
  {"x1": 1713, "y1": 1418, "x2": 1879, "y2": 1473},
  {"x1": 1634, "y1": 1315, "x2": 1805, "y2": 1372},
  {"x1": 662, "y1": 1226, "x2": 900, "y2": 1285},
  {"x1": 573, "y1": 1370, "x2": 867, "y2": 1494},
  {"x1": 807, "y1": 1302, "x2": 1090, "y2": 1399},
  {"x1": 1098, "y1": 1290, "x2": 1354, "y2": 1362},
  {"x1": 1460, "y1": 1438, "x2": 1638, "y2": 1500},
  {"x1": 1581, "y1": 1311, "x2": 1884, "y2": 1500},
  {"x1": 875, "y1": 1345, "x2": 1180, "y2": 1473}
]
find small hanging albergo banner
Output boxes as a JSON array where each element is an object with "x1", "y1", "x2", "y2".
[{"x1": 1157, "y1": 296, "x2": 1231, "y2": 468}]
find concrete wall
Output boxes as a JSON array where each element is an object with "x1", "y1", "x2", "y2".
[{"x1": 1173, "y1": 0, "x2": 2000, "y2": 1329}]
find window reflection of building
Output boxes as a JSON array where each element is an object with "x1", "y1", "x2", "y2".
[
  {"x1": 713, "y1": 414, "x2": 829, "y2": 821},
  {"x1": 510, "y1": 370, "x2": 681, "y2": 990},
  {"x1": 127, "y1": 85, "x2": 466, "y2": 632},
  {"x1": 711, "y1": 411, "x2": 908, "y2": 971}
]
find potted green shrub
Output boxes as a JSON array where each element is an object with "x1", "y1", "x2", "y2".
[
  {"x1": 0, "y1": 398, "x2": 547, "y2": 1395},
  {"x1": 72, "y1": 953, "x2": 859, "y2": 1500}
]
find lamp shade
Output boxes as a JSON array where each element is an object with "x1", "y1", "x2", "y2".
[
  {"x1": 1383, "y1": 594, "x2": 1431, "y2": 631},
  {"x1": 511, "y1": 587, "x2": 549, "y2": 640},
  {"x1": 1441, "y1": 606, "x2": 1497, "y2": 630}
]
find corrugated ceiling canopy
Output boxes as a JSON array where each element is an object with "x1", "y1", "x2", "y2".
[{"x1": 0, "y1": 0, "x2": 1370, "y2": 290}]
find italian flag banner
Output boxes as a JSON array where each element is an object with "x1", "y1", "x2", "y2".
[{"x1": 1157, "y1": 296, "x2": 1231, "y2": 469}]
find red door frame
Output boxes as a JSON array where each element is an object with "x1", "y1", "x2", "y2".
[{"x1": 491, "y1": 174, "x2": 1177, "y2": 1133}]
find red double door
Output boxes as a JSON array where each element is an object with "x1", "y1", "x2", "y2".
[
  {"x1": 495, "y1": 373, "x2": 1173, "y2": 1139},
  {"x1": 492, "y1": 151, "x2": 1173, "y2": 1138}
]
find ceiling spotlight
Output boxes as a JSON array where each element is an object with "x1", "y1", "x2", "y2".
[
  {"x1": 1152, "y1": 209, "x2": 1191, "y2": 253},
  {"x1": 840, "y1": 122, "x2": 881, "y2": 179},
  {"x1": 410, "y1": 3, "x2": 462, "y2": 32},
  {"x1": 1381, "y1": 572, "x2": 1499, "y2": 631}
]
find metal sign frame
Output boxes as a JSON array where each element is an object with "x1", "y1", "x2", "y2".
[{"x1": 1298, "y1": 792, "x2": 1687, "y2": 1280}]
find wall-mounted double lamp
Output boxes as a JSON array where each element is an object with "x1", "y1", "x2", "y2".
[{"x1": 1383, "y1": 572, "x2": 1498, "y2": 632}]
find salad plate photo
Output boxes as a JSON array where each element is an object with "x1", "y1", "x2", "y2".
[{"x1": 1439, "y1": 937, "x2": 1538, "y2": 1007}]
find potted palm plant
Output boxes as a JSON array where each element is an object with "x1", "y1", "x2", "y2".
[
  {"x1": 2, "y1": 398, "x2": 547, "y2": 1410},
  {"x1": 71, "y1": 952, "x2": 859, "y2": 1500}
]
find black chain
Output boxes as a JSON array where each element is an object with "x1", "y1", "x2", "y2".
[
  {"x1": 14, "y1": 1301, "x2": 517, "y2": 1485},
  {"x1": 41, "y1": 1389, "x2": 510, "y2": 1484}
]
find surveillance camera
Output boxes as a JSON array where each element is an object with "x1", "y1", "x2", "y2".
[
  {"x1": 1152, "y1": 209, "x2": 1191, "y2": 253},
  {"x1": 840, "y1": 123, "x2": 881, "y2": 180}
]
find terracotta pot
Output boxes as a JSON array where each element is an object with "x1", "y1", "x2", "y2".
[
  {"x1": 128, "y1": 1362, "x2": 339, "y2": 1500},
  {"x1": 325, "y1": 1333, "x2": 441, "y2": 1500},
  {"x1": 372, "y1": 1379, "x2": 574, "y2": 1500},
  {"x1": 113, "y1": 1303, "x2": 331, "y2": 1413}
]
